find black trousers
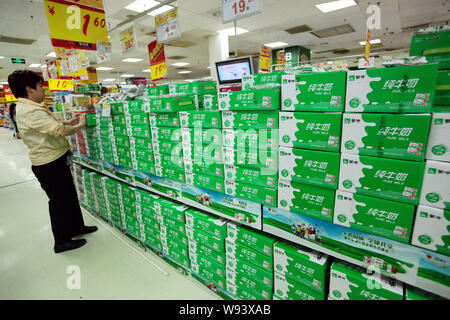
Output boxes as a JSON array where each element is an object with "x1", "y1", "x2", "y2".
[{"x1": 31, "y1": 151, "x2": 85, "y2": 245}]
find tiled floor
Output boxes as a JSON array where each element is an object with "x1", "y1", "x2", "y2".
[{"x1": 0, "y1": 128, "x2": 218, "y2": 300}]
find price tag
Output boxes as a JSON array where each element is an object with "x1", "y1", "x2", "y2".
[
  {"x1": 120, "y1": 26, "x2": 137, "y2": 54},
  {"x1": 44, "y1": 0, "x2": 108, "y2": 51},
  {"x1": 222, "y1": 0, "x2": 262, "y2": 23},
  {"x1": 359, "y1": 57, "x2": 375, "y2": 69},
  {"x1": 155, "y1": 8, "x2": 180, "y2": 43},
  {"x1": 151, "y1": 62, "x2": 168, "y2": 82},
  {"x1": 102, "y1": 103, "x2": 111, "y2": 116},
  {"x1": 48, "y1": 79, "x2": 74, "y2": 92}
]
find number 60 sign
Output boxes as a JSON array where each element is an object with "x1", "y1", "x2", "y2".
[{"x1": 222, "y1": 0, "x2": 263, "y2": 23}]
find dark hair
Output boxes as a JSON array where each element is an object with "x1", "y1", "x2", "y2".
[{"x1": 7, "y1": 70, "x2": 43, "y2": 98}]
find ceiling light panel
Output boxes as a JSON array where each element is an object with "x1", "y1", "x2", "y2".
[
  {"x1": 315, "y1": 0, "x2": 357, "y2": 13},
  {"x1": 264, "y1": 42, "x2": 288, "y2": 48},
  {"x1": 122, "y1": 58, "x2": 143, "y2": 62}
]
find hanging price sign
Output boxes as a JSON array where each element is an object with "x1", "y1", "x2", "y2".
[
  {"x1": 49, "y1": 78, "x2": 74, "y2": 92},
  {"x1": 148, "y1": 40, "x2": 168, "y2": 82},
  {"x1": 102, "y1": 103, "x2": 111, "y2": 116},
  {"x1": 150, "y1": 62, "x2": 168, "y2": 82},
  {"x1": 120, "y1": 26, "x2": 137, "y2": 54},
  {"x1": 260, "y1": 46, "x2": 271, "y2": 72},
  {"x1": 155, "y1": 8, "x2": 180, "y2": 43},
  {"x1": 222, "y1": 0, "x2": 262, "y2": 23},
  {"x1": 43, "y1": 0, "x2": 108, "y2": 51}
]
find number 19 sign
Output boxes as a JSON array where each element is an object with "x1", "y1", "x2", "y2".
[{"x1": 222, "y1": 0, "x2": 263, "y2": 23}]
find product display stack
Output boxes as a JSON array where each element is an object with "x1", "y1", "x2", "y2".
[
  {"x1": 185, "y1": 208, "x2": 228, "y2": 290},
  {"x1": 225, "y1": 222, "x2": 276, "y2": 300},
  {"x1": 134, "y1": 188, "x2": 163, "y2": 251},
  {"x1": 219, "y1": 72, "x2": 281, "y2": 208},
  {"x1": 278, "y1": 70, "x2": 345, "y2": 222},
  {"x1": 273, "y1": 241, "x2": 329, "y2": 300}
]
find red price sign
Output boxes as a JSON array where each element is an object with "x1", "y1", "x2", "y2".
[
  {"x1": 49, "y1": 79, "x2": 74, "y2": 92},
  {"x1": 222, "y1": 0, "x2": 262, "y2": 23}
]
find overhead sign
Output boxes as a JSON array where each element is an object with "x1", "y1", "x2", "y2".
[
  {"x1": 148, "y1": 40, "x2": 167, "y2": 82},
  {"x1": 11, "y1": 58, "x2": 26, "y2": 64},
  {"x1": 44, "y1": 0, "x2": 108, "y2": 51},
  {"x1": 222, "y1": 0, "x2": 263, "y2": 23},
  {"x1": 4, "y1": 86, "x2": 18, "y2": 102},
  {"x1": 259, "y1": 46, "x2": 271, "y2": 72},
  {"x1": 63, "y1": 0, "x2": 103, "y2": 10},
  {"x1": 120, "y1": 26, "x2": 138, "y2": 54},
  {"x1": 96, "y1": 40, "x2": 111, "y2": 64},
  {"x1": 48, "y1": 78, "x2": 74, "y2": 92},
  {"x1": 275, "y1": 50, "x2": 285, "y2": 71},
  {"x1": 155, "y1": 7, "x2": 180, "y2": 43},
  {"x1": 359, "y1": 57, "x2": 375, "y2": 69}
]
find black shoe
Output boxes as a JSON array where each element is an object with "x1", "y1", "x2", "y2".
[
  {"x1": 54, "y1": 239, "x2": 87, "y2": 253},
  {"x1": 73, "y1": 226, "x2": 98, "y2": 237}
]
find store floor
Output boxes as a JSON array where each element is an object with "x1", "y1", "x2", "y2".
[{"x1": 0, "y1": 128, "x2": 218, "y2": 300}]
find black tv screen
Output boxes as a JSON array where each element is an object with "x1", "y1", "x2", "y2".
[{"x1": 215, "y1": 57, "x2": 253, "y2": 85}]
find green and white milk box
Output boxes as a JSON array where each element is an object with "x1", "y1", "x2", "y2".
[
  {"x1": 224, "y1": 179, "x2": 277, "y2": 206},
  {"x1": 160, "y1": 225, "x2": 188, "y2": 247},
  {"x1": 180, "y1": 127, "x2": 222, "y2": 145},
  {"x1": 186, "y1": 225, "x2": 225, "y2": 253},
  {"x1": 274, "y1": 272, "x2": 325, "y2": 300},
  {"x1": 278, "y1": 180, "x2": 335, "y2": 222},
  {"x1": 339, "y1": 153, "x2": 425, "y2": 205},
  {"x1": 329, "y1": 260, "x2": 404, "y2": 300},
  {"x1": 182, "y1": 142, "x2": 222, "y2": 164},
  {"x1": 156, "y1": 214, "x2": 186, "y2": 235},
  {"x1": 279, "y1": 112, "x2": 342, "y2": 152},
  {"x1": 225, "y1": 237, "x2": 273, "y2": 273},
  {"x1": 153, "y1": 152, "x2": 184, "y2": 170},
  {"x1": 420, "y1": 160, "x2": 450, "y2": 210},
  {"x1": 333, "y1": 190, "x2": 415, "y2": 243},
  {"x1": 150, "y1": 126, "x2": 182, "y2": 142},
  {"x1": 224, "y1": 164, "x2": 277, "y2": 189},
  {"x1": 152, "y1": 139, "x2": 183, "y2": 157},
  {"x1": 183, "y1": 156, "x2": 224, "y2": 178},
  {"x1": 279, "y1": 147, "x2": 340, "y2": 189},
  {"x1": 185, "y1": 172, "x2": 225, "y2": 193},
  {"x1": 129, "y1": 136, "x2": 152, "y2": 150},
  {"x1": 188, "y1": 238, "x2": 226, "y2": 265},
  {"x1": 341, "y1": 113, "x2": 432, "y2": 162},
  {"x1": 190, "y1": 252, "x2": 225, "y2": 279},
  {"x1": 222, "y1": 129, "x2": 278, "y2": 151},
  {"x1": 273, "y1": 241, "x2": 329, "y2": 293},
  {"x1": 154, "y1": 166, "x2": 185, "y2": 183},
  {"x1": 226, "y1": 280, "x2": 271, "y2": 300},
  {"x1": 225, "y1": 268, "x2": 272, "y2": 300},
  {"x1": 221, "y1": 111, "x2": 279, "y2": 130},
  {"x1": 345, "y1": 64, "x2": 438, "y2": 113},
  {"x1": 154, "y1": 198, "x2": 189, "y2": 224},
  {"x1": 184, "y1": 209, "x2": 228, "y2": 239},
  {"x1": 227, "y1": 222, "x2": 275, "y2": 256},
  {"x1": 426, "y1": 113, "x2": 450, "y2": 162},
  {"x1": 222, "y1": 147, "x2": 278, "y2": 172},
  {"x1": 226, "y1": 254, "x2": 273, "y2": 289},
  {"x1": 149, "y1": 112, "x2": 180, "y2": 127},
  {"x1": 218, "y1": 88, "x2": 281, "y2": 111},
  {"x1": 242, "y1": 72, "x2": 284, "y2": 90},
  {"x1": 179, "y1": 110, "x2": 221, "y2": 129},
  {"x1": 411, "y1": 205, "x2": 450, "y2": 256},
  {"x1": 281, "y1": 71, "x2": 346, "y2": 112}
]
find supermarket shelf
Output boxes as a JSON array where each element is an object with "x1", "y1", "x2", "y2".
[
  {"x1": 72, "y1": 159, "x2": 450, "y2": 299},
  {"x1": 80, "y1": 203, "x2": 227, "y2": 300}
]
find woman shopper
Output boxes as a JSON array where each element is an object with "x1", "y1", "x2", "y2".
[{"x1": 8, "y1": 70, "x2": 98, "y2": 253}]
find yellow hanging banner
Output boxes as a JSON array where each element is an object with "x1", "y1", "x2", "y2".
[
  {"x1": 150, "y1": 62, "x2": 168, "y2": 82},
  {"x1": 49, "y1": 78, "x2": 74, "y2": 92},
  {"x1": 44, "y1": 0, "x2": 108, "y2": 51}
]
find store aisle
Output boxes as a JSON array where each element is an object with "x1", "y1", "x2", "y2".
[{"x1": 0, "y1": 128, "x2": 218, "y2": 300}]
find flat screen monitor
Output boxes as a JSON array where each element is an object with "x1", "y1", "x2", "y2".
[{"x1": 215, "y1": 57, "x2": 253, "y2": 85}]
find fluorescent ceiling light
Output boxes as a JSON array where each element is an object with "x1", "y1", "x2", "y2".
[
  {"x1": 103, "y1": 78, "x2": 116, "y2": 82},
  {"x1": 359, "y1": 39, "x2": 381, "y2": 45},
  {"x1": 264, "y1": 41, "x2": 288, "y2": 48},
  {"x1": 0, "y1": 56, "x2": 4, "y2": 59},
  {"x1": 172, "y1": 62, "x2": 190, "y2": 67},
  {"x1": 28, "y1": 64, "x2": 41, "y2": 68},
  {"x1": 120, "y1": 74, "x2": 135, "y2": 78},
  {"x1": 178, "y1": 70, "x2": 192, "y2": 74},
  {"x1": 122, "y1": 58, "x2": 143, "y2": 62},
  {"x1": 96, "y1": 67, "x2": 114, "y2": 71},
  {"x1": 142, "y1": 69, "x2": 151, "y2": 72},
  {"x1": 47, "y1": 52, "x2": 56, "y2": 57},
  {"x1": 40, "y1": 64, "x2": 47, "y2": 68},
  {"x1": 120, "y1": 82, "x2": 127, "y2": 85},
  {"x1": 315, "y1": 0, "x2": 357, "y2": 13},
  {"x1": 124, "y1": 0, "x2": 172, "y2": 16},
  {"x1": 207, "y1": 66, "x2": 211, "y2": 69},
  {"x1": 0, "y1": 81, "x2": 8, "y2": 85},
  {"x1": 218, "y1": 27, "x2": 249, "y2": 37}
]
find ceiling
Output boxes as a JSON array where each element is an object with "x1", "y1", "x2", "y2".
[{"x1": 0, "y1": 0, "x2": 449, "y2": 84}]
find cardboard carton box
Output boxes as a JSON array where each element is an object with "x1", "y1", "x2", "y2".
[
  {"x1": 329, "y1": 260, "x2": 403, "y2": 300},
  {"x1": 334, "y1": 190, "x2": 415, "y2": 243},
  {"x1": 152, "y1": 139, "x2": 183, "y2": 157},
  {"x1": 225, "y1": 180, "x2": 277, "y2": 206},
  {"x1": 156, "y1": 214, "x2": 186, "y2": 235},
  {"x1": 150, "y1": 126, "x2": 182, "y2": 142},
  {"x1": 145, "y1": 85, "x2": 169, "y2": 97},
  {"x1": 274, "y1": 272, "x2": 325, "y2": 300},
  {"x1": 186, "y1": 225, "x2": 225, "y2": 253},
  {"x1": 201, "y1": 94, "x2": 218, "y2": 111},
  {"x1": 136, "y1": 161, "x2": 156, "y2": 175},
  {"x1": 227, "y1": 222, "x2": 275, "y2": 256},
  {"x1": 426, "y1": 113, "x2": 450, "y2": 162},
  {"x1": 345, "y1": 64, "x2": 438, "y2": 113},
  {"x1": 279, "y1": 112, "x2": 342, "y2": 152},
  {"x1": 127, "y1": 125, "x2": 151, "y2": 139},
  {"x1": 154, "y1": 166, "x2": 186, "y2": 183},
  {"x1": 131, "y1": 148, "x2": 153, "y2": 163},
  {"x1": 124, "y1": 99, "x2": 149, "y2": 114},
  {"x1": 179, "y1": 111, "x2": 222, "y2": 129},
  {"x1": 226, "y1": 280, "x2": 272, "y2": 300},
  {"x1": 153, "y1": 152, "x2": 184, "y2": 170},
  {"x1": 190, "y1": 252, "x2": 225, "y2": 278},
  {"x1": 150, "y1": 94, "x2": 197, "y2": 113},
  {"x1": 149, "y1": 112, "x2": 180, "y2": 127},
  {"x1": 282, "y1": 71, "x2": 346, "y2": 112},
  {"x1": 278, "y1": 180, "x2": 335, "y2": 222},
  {"x1": 242, "y1": 72, "x2": 284, "y2": 90},
  {"x1": 222, "y1": 147, "x2": 278, "y2": 173},
  {"x1": 274, "y1": 241, "x2": 329, "y2": 292},
  {"x1": 222, "y1": 129, "x2": 278, "y2": 151},
  {"x1": 125, "y1": 112, "x2": 149, "y2": 126},
  {"x1": 405, "y1": 285, "x2": 447, "y2": 300},
  {"x1": 341, "y1": 113, "x2": 431, "y2": 162},
  {"x1": 184, "y1": 208, "x2": 228, "y2": 239},
  {"x1": 181, "y1": 127, "x2": 222, "y2": 145},
  {"x1": 226, "y1": 268, "x2": 272, "y2": 299},
  {"x1": 182, "y1": 142, "x2": 222, "y2": 164},
  {"x1": 183, "y1": 157, "x2": 224, "y2": 178},
  {"x1": 420, "y1": 160, "x2": 450, "y2": 210},
  {"x1": 218, "y1": 88, "x2": 281, "y2": 111},
  {"x1": 154, "y1": 198, "x2": 189, "y2": 223},
  {"x1": 190, "y1": 261, "x2": 225, "y2": 289},
  {"x1": 129, "y1": 137, "x2": 152, "y2": 150},
  {"x1": 339, "y1": 153, "x2": 425, "y2": 205},
  {"x1": 411, "y1": 205, "x2": 450, "y2": 256},
  {"x1": 185, "y1": 172, "x2": 225, "y2": 193},
  {"x1": 188, "y1": 238, "x2": 226, "y2": 265},
  {"x1": 224, "y1": 164, "x2": 277, "y2": 189},
  {"x1": 134, "y1": 190, "x2": 160, "y2": 207},
  {"x1": 279, "y1": 147, "x2": 340, "y2": 189},
  {"x1": 226, "y1": 254, "x2": 273, "y2": 288},
  {"x1": 225, "y1": 237, "x2": 272, "y2": 272},
  {"x1": 221, "y1": 111, "x2": 279, "y2": 129}
]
